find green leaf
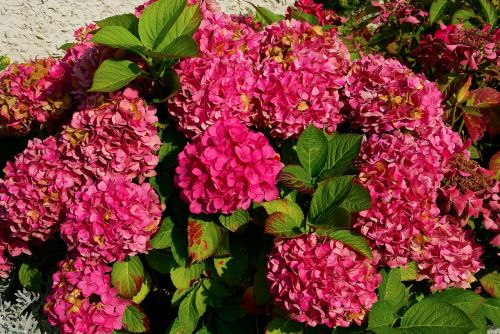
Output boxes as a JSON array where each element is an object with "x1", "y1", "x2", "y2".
[
  {"x1": 168, "y1": 318, "x2": 185, "y2": 334},
  {"x1": 187, "y1": 216, "x2": 223, "y2": 263},
  {"x1": 91, "y1": 26, "x2": 145, "y2": 54},
  {"x1": 132, "y1": 274, "x2": 151, "y2": 304},
  {"x1": 158, "y1": 126, "x2": 187, "y2": 168},
  {"x1": 90, "y1": 59, "x2": 141, "y2": 92},
  {"x1": 480, "y1": 271, "x2": 500, "y2": 297},
  {"x1": 368, "y1": 300, "x2": 396, "y2": 333},
  {"x1": 111, "y1": 256, "x2": 145, "y2": 299},
  {"x1": 452, "y1": 9, "x2": 476, "y2": 24},
  {"x1": 279, "y1": 165, "x2": 316, "y2": 194},
  {"x1": 138, "y1": 0, "x2": 186, "y2": 49},
  {"x1": 339, "y1": 183, "x2": 371, "y2": 213},
  {"x1": 172, "y1": 221, "x2": 190, "y2": 266},
  {"x1": 252, "y1": 6, "x2": 285, "y2": 25},
  {"x1": 476, "y1": 0, "x2": 497, "y2": 29},
  {"x1": 265, "y1": 212, "x2": 304, "y2": 238},
  {"x1": 426, "y1": 288, "x2": 485, "y2": 317},
  {"x1": 265, "y1": 317, "x2": 304, "y2": 333},
  {"x1": 377, "y1": 268, "x2": 408, "y2": 312},
  {"x1": 171, "y1": 262, "x2": 205, "y2": 290},
  {"x1": 151, "y1": 217, "x2": 174, "y2": 249},
  {"x1": 322, "y1": 133, "x2": 363, "y2": 178},
  {"x1": 289, "y1": 8, "x2": 319, "y2": 25},
  {"x1": 296, "y1": 125, "x2": 328, "y2": 176},
  {"x1": 309, "y1": 176, "x2": 354, "y2": 220},
  {"x1": 219, "y1": 210, "x2": 249, "y2": 232},
  {"x1": 58, "y1": 43, "x2": 74, "y2": 51},
  {"x1": 429, "y1": 0, "x2": 451, "y2": 24},
  {"x1": 179, "y1": 286, "x2": 202, "y2": 334},
  {"x1": 96, "y1": 13, "x2": 139, "y2": 34},
  {"x1": 483, "y1": 298, "x2": 500, "y2": 326},
  {"x1": 400, "y1": 300, "x2": 476, "y2": 334},
  {"x1": 399, "y1": 262, "x2": 418, "y2": 282},
  {"x1": 262, "y1": 199, "x2": 305, "y2": 223},
  {"x1": 154, "y1": 4, "x2": 201, "y2": 52},
  {"x1": 312, "y1": 206, "x2": 351, "y2": 231},
  {"x1": 253, "y1": 269, "x2": 271, "y2": 305},
  {"x1": 145, "y1": 250, "x2": 175, "y2": 274},
  {"x1": 18, "y1": 263, "x2": 41, "y2": 291},
  {"x1": 122, "y1": 305, "x2": 149, "y2": 333},
  {"x1": 322, "y1": 229, "x2": 372, "y2": 259},
  {"x1": 214, "y1": 243, "x2": 248, "y2": 286},
  {"x1": 149, "y1": 35, "x2": 199, "y2": 58}
]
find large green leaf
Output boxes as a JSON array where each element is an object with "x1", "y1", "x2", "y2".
[
  {"x1": 309, "y1": 176, "x2": 354, "y2": 220},
  {"x1": 150, "y1": 217, "x2": 174, "y2": 249},
  {"x1": 289, "y1": 8, "x2": 319, "y2": 25},
  {"x1": 252, "y1": 5, "x2": 285, "y2": 25},
  {"x1": 476, "y1": 0, "x2": 497, "y2": 29},
  {"x1": 150, "y1": 35, "x2": 199, "y2": 58},
  {"x1": 312, "y1": 206, "x2": 351, "y2": 231},
  {"x1": 179, "y1": 286, "x2": 203, "y2": 334},
  {"x1": 265, "y1": 212, "x2": 304, "y2": 238},
  {"x1": 111, "y1": 256, "x2": 145, "y2": 299},
  {"x1": 426, "y1": 288, "x2": 485, "y2": 317},
  {"x1": 122, "y1": 305, "x2": 149, "y2": 333},
  {"x1": 155, "y1": 4, "x2": 201, "y2": 51},
  {"x1": 480, "y1": 271, "x2": 500, "y2": 297},
  {"x1": 170, "y1": 262, "x2": 205, "y2": 290},
  {"x1": 296, "y1": 125, "x2": 328, "y2": 176},
  {"x1": 368, "y1": 301, "x2": 397, "y2": 334},
  {"x1": 279, "y1": 165, "x2": 315, "y2": 194},
  {"x1": 378, "y1": 268, "x2": 408, "y2": 312},
  {"x1": 138, "y1": 0, "x2": 186, "y2": 49},
  {"x1": 265, "y1": 317, "x2": 304, "y2": 333},
  {"x1": 321, "y1": 229, "x2": 372, "y2": 259},
  {"x1": 214, "y1": 244, "x2": 248, "y2": 286},
  {"x1": 96, "y1": 13, "x2": 139, "y2": 34},
  {"x1": 90, "y1": 59, "x2": 141, "y2": 92},
  {"x1": 483, "y1": 298, "x2": 500, "y2": 326},
  {"x1": 145, "y1": 250, "x2": 175, "y2": 274},
  {"x1": 429, "y1": 0, "x2": 451, "y2": 23},
  {"x1": 219, "y1": 210, "x2": 249, "y2": 233},
  {"x1": 339, "y1": 183, "x2": 372, "y2": 213},
  {"x1": 187, "y1": 216, "x2": 223, "y2": 263},
  {"x1": 399, "y1": 300, "x2": 476, "y2": 334},
  {"x1": 92, "y1": 26, "x2": 145, "y2": 54},
  {"x1": 322, "y1": 133, "x2": 363, "y2": 178},
  {"x1": 262, "y1": 199, "x2": 305, "y2": 223}
]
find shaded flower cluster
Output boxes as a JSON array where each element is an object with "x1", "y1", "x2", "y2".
[
  {"x1": 371, "y1": 0, "x2": 428, "y2": 25},
  {"x1": 267, "y1": 234, "x2": 381, "y2": 328},
  {"x1": 61, "y1": 177, "x2": 162, "y2": 262},
  {"x1": 0, "y1": 58, "x2": 71, "y2": 136},
  {"x1": 286, "y1": 0, "x2": 345, "y2": 26},
  {"x1": 44, "y1": 257, "x2": 129, "y2": 334},
  {"x1": 175, "y1": 118, "x2": 283, "y2": 214}
]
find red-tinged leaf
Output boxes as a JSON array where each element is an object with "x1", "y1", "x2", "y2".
[
  {"x1": 279, "y1": 165, "x2": 315, "y2": 194},
  {"x1": 468, "y1": 87, "x2": 500, "y2": 108},
  {"x1": 187, "y1": 216, "x2": 223, "y2": 263},
  {"x1": 264, "y1": 212, "x2": 304, "y2": 238},
  {"x1": 457, "y1": 75, "x2": 472, "y2": 103},
  {"x1": 111, "y1": 256, "x2": 144, "y2": 299},
  {"x1": 489, "y1": 152, "x2": 500, "y2": 180},
  {"x1": 485, "y1": 108, "x2": 500, "y2": 138},
  {"x1": 463, "y1": 110, "x2": 487, "y2": 143},
  {"x1": 480, "y1": 271, "x2": 500, "y2": 297},
  {"x1": 240, "y1": 287, "x2": 263, "y2": 315},
  {"x1": 122, "y1": 305, "x2": 150, "y2": 333}
]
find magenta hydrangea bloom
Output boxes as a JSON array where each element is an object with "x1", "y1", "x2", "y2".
[
  {"x1": 267, "y1": 234, "x2": 381, "y2": 328},
  {"x1": 60, "y1": 88, "x2": 161, "y2": 183},
  {"x1": 411, "y1": 216, "x2": 484, "y2": 291},
  {"x1": 354, "y1": 131, "x2": 450, "y2": 267},
  {"x1": 343, "y1": 55, "x2": 444, "y2": 134},
  {"x1": 371, "y1": 0, "x2": 428, "y2": 25},
  {"x1": 61, "y1": 176, "x2": 162, "y2": 262},
  {"x1": 175, "y1": 118, "x2": 283, "y2": 214},
  {"x1": 256, "y1": 19, "x2": 350, "y2": 139},
  {"x1": 0, "y1": 136, "x2": 80, "y2": 242},
  {"x1": 0, "y1": 58, "x2": 72, "y2": 135},
  {"x1": 44, "y1": 257, "x2": 129, "y2": 334}
]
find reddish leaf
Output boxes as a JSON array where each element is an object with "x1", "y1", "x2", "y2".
[
  {"x1": 279, "y1": 165, "x2": 315, "y2": 194},
  {"x1": 240, "y1": 287, "x2": 263, "y2": 315},
  {"x1": 489, "y1": 151, "x2": 500, "y2": 180},
  {"x1": 480, "y1": 271, "x2": 500, "y2": 297},
  {"x1": 457, "y1": 75, "x2": 472, "y2": 103},
  {"x1": 187, "y1": 216, "x2": 223, "y2": 263},
  {"x1": 264, "y1": 212, "x2": 304, "y2": 238},
  {"x1": 469, "y1": 87, "x2": 500, "y2": 108},
  {"x1": 463, "y1": 110, "x2": 487, "y2": 143}
]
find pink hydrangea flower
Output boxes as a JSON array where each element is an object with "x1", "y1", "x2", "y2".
[
  {"x1": 371, "y1": 0, "x2": 428, "y2": 25},
  {"x1": 267, "y1": 234, "x2": 381, "y2": 328},
  {"x1": 0, "y1": 223, "x2": 30, "y2": 278},
  {"x1": 0, "y1": 136, "x2": 80, "y2": 242},
  {"x1": 61, "y1": 176, "x2": 162, "y2": 263},
  {"x1": 354, "y1": 131, "x2": 450, "y2": 267},
  {"x1": 410, "y1": 216, "x2": 484, "y2": 291},
  {"x1": 343, "y1": 55, "x2": 444, "y2": 134},
  {"x1": 60, "y1": 88, "x2": 161, "y2": 183},
  {"x1": 175, "y1": 118, "x2": 283, "y2": 214},
  {"x1": 44, "y1": 257, "x2": 129, "y2": 334},
  {"x1": 0, "y1": 58, "x2": 72, "y2": 136},
  {"x1": 256, "y1": 19, "x2": 350, "y2": 139}
]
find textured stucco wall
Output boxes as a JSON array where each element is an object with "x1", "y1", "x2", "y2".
[{"x1": 0, "y1": 0, "x2": 294, "y2": 61}]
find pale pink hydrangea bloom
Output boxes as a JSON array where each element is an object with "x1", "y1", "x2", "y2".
[
  {"x1": 0, "y1": 136, "x2": 80, "y2": 242},
  {"x1": 411, "y1": 216, "x2": 484, "y2": 291},
  {"x1": 371, "y1": 0, "x2": 428, "y2": 25},
  {"x1": 343, "y1": 54, "x2": 444, "y2": 134},
  {"x1": 60, "y1": 88, "x2": 161, "y2": 183},
  {"x1": 44, "y1": 257, "x2": 129, "y2": 334},
  {"x1": 61, "y1": 176, "x2": 162, "y2": 262},
  {"x1": 175, "y1": 118, "x2": 283, "y2": 214},
  {"x1": 267, "y1": 234, "x2": 381, "y2": 328},
  {"x1": 256, "y1": 19, "x2": 350, "y2": 139},
  {"x1": 0, "y1": 58, "x2": 71, "y2": 135}
]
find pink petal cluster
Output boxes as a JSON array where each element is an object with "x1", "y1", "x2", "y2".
[
  {"x1": 60, "y1": 88, "x2": 161, "y2": 183},
  {"x1": 175, "y1": 118, "x2": 283, "y2": 214},
  {"x1": 267, "y1": 234, "x2": 381, "y2": 328},
  {"x1": 412, "y1": 23, "x2": 499, "y2": 72},
  {"x1": 371, "y1": 0, "x2": 428, "y2": 25},
  {"x1": 343, "y1": 55, "x2": 444, "y2": 134},
  {"x1": 256, "y1": 19, "x2": 350, "y2": 139},
  {"x1": 44, "y1": 257, "x2": 129, "y2": 334},
  {"x1": 0, "y1": 58, "x2": 72, "y2": 136},
  {"x1": 410, "y1": 216, "x2": 484, "y2": 291},
  {"x1": 61, "y1": 176, "x2": 162, "y2": 262},
  {"x1": 0, "y1": 136, "x2": 80, "y2": 242},
  {"x1": 286, "y1": 0, "x2": 346, "y2": 25}
]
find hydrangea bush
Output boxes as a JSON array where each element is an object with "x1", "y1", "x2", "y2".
[{"x1": 0, "y1": 0, "x2": 499, "y2": 333}]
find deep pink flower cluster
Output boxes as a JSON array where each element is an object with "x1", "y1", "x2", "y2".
[
  {"x1": 44, "y1": 257, "x2": 129, "y2": 334},
  {"x1": 256, "y1": 20, "x2": 350, "y2": 139},
  {"x1": 371, "y1": 0, "x2": 428, "y2": 25},
  {"x1": 175, "y1": 118, "x2": 283, "y2": 214},
  {"x1": 60, "y1": 88, "x2": 161, "y2": 183},
  {"x1": 0, "y1": 58, "x2": 71, "y2": 136},
  {"x1": 267, "y1": 234, "x2": 381, "y2": 328},
  {"x1": 61, "y1": 177, "x2": 162, "y2": 262},
  {"x1": 412, "y1": 23, "x2": 499, "y2": 72},
  {"x1": 411, "y1": 216, "x2": 484, "y2": 291},
  {"x1": 343, "y1": 55, "x2": 444, "y2": 134}
]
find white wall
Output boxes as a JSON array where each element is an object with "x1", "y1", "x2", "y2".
[{"x1": 0, "y1": 0, "x2": 293, "y2": 61}]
